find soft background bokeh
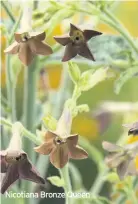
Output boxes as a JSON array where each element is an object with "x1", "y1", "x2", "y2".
[{"x1": 1, "y1": 1, "x2": 138, "y2": 204}]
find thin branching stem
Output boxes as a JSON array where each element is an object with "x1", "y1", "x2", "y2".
[{"x1": 1, "y1": 1, "x2": 15, "y2": 23}]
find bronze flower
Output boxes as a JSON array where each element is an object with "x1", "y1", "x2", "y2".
[
  {"x1": 4, "y1": 31, "x2": 53, "y2": 66},
  {"x1": 102, "y1": 141, "x2": 138, "y2": 180},
  {"x1": 54, "y1": 23, "x2": 102, "y2": 62},
  {"x1": 34, "y1": 109, "x2": 88, "y2": 168},
  {"x1": 0, "y1": 150, "x2": 45, "y2": 194},
  {"x1": 0, "y1": 122, "x2": 45, "y2": 194}
]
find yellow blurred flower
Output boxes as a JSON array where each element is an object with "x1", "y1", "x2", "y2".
[{"x1": 72, "y1": 113, "x2": 98, "y2": 140}]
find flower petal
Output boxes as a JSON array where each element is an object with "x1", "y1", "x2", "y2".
[
  {"x1": 19, "y1": 157, "x2": 45, "y2": 184},
  {"x1": 0, "y1": 151, "x2": 7, "y2": 173},
  {"x1": 50, "y1": 144, "x2": 69, "y2": 168},
  {"x1": 14, "y1": 33, "x2": 22, "y2": 42},
  {"x1": 117, "y1": 160, "x2": 131, "y2": 180},
  {"x1": 78, "y1": 43, "x2": 95, "y2": 61},
  {"x1": 1, "y1": 164, "x2": 19, "y2": 194},
  {"x1": 62, "y1": 43, "x2": 77, "y2": 62},
  {"x1": 30, "y1": 31, "x2": 46, "y2": 41},
  {"x1": 83, "y1": 30, "x2": 102, "y2": 41},
  {"x1": 67, "y1": 134, "x2": 78, "y2": 147},
  {"x1": 54, "y1": 35, "x2": 71, "y2": 46},
  {"x1": 68, "y1": 145, "x2": 88, "y2": 159},
  {"x1": 34, "y1": 142, "x2": 54, "y2": 155},
  {"x1": 29, "y1": 39, "x2": 53, "y2": 55},
  {"x1": 69, "y1": 23, "x2": 82, "y2": 36},
  {"x1": 4, "y1": 41, "x2": 19, "y2": 54},
  {"x1": 18, "y1": 43, "x2": 34, "y2": 66},
  {"x1": 127, "y1": 159, "x2": 138, "y2": 176},
  {"x1": 105, "y1": 153, "x2": 125, "y2": 168},
  {"x1": 43, "y1": 131, "x2": 57, "y2": 143},
  {"x1": 102, "y1": 141, "x2": 122, "y2": 152}
]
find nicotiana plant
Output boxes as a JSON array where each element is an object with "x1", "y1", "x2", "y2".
[{"x1": 1, "y1": 1, "x2": 138, "y2": 204}]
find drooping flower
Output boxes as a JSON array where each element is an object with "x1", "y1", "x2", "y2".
[
  {"x1": 102, "y1": 141, "x2": 138, "y2": 180},
  {"x1": 34, "y1": 108, "x2": 88, "y2": 168},
  {"x1": 0, "y1": 122, "x2": 45, "y2": 194},
  {"x1": 4, "y1": 31, "x2": 53, "y2": 66},
  {"x1": 54, "y1": 23, "x2": 102, "y2": 62}
]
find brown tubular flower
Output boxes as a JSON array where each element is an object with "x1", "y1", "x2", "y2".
[
  {"x1": 4, "y1": 31, "x2": 53, "y2": 66},
  {"x1": 102, "y1": 141, "x2": 138, "y2": 180},
  {"x1": 34, "y1": 109, "x2": 88, "y2": 169},
  {"x1": 0, "y1": 123, "x2": 45, "y2": 194},
  {"x1": 54, "y1": 23, "x2": 102, "y2": 62}
]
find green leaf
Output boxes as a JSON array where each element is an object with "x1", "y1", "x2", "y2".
[
  {"x1": 47, "y1": 176, "x2": 65, "y2": 187},
  {"x1": 79, "y1": 68, "x2": 111, "y2": 91},
  {"x1": 68, "y1": 62, "x2": 81, "y2": 84},
  {"x1": 114, "y1": 66, "x2": 138, "y2": 94}
]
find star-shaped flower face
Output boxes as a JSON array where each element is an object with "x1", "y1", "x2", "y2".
[
  {"x1": 34, "y1": 131, "x2": 88, "y2": 169},
  {"x1": 0, "y1": 149, "x2": 45, "y2": 194},
  {"x1": 102, "y1": 141, "x2": 138, "y2": 180},
  {"x1": 54, "y1": 23, "x2": 102, "y2": 62},
  {"x1": 4, "y1": 31, "x2": 53, "y2": 66}
]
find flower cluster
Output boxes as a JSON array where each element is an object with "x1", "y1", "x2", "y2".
[
  {"x1": 4, "y1": 23, "x2": 102, "y2": 65},
  {"x1": 102, "y1": 122, "x2": 138, "y2": 180}
]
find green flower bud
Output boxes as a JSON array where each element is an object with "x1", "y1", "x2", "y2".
[{"x1": 68, "y1": 62, "x2": 81, "y2": 84}]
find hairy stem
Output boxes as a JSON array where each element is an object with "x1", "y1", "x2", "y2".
[
  {"x1": 1, "y1": 1, "x2": 15, "y2": 23},
  {"x1": 23, "y1": 59, "x2": 38, "y2": 156},
  {"x1": 101, "y1": 8, "x2": 138, "y2": 55},
  {"x1": 60, "y1": 164, "x2": 72, "y2": 204},
  {"x1": 23, "y1": 59, "x2": 38, "y2": 195}
]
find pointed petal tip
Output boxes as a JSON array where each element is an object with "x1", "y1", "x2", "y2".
[
  {"x1": 33, "y1": 146, "x2": 43, "y2": 153},
  {"x1": 62, "y1": 57, "x2": 69, "y2": 62}
]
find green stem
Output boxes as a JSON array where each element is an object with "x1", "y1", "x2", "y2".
[
  {"x1": 5, "y1": 53, "x2": 12, "y2": 112},
  {"x1": 1, "y1": 1, "x2": 15, "y2": 23},
  {"x1": 0, "y1": 117, "x2": 41, "y2": 145},
  {"x1": 23, "y1": 59, "x2": 38, "y2": 152},
  {"x1": 90, "y1": 170, "x2": 108, "y2": 195},
  {"x1": 9, "y1": 10, "x2": 22, "y2": 44},
  {"x1": 60, "y1": 164, "x2": 72, "y2": 204},
  {"x1": 101, "y1": 9, "x2": 138, "y2": 55},
  {"x1": 23, "y1": 58, "x2": 38, "y2": 194}
]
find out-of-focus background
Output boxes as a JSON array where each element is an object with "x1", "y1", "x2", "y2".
[{"x1": 1, "y1": 1, "x2": 138, "y2": 204}]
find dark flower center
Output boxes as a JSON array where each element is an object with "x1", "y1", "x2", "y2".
[
  {"x1": 21, "y1": 32, "x2": 30, "y2": 42},
  {"x1": 16, "y1": 155, "x2": 22, "y2": 161},
  {"x1": 5, "y1": 151, "x2": 26, "y2": 163},
  {"x1": 55, "y1": 136, "x2": 66, "y2": 145},
  {"x1": 23, "y1": 36, "x2": 28, "y2": 41},
  {"x1": 56, "y1": 139, "x2": 62, "y2": 144},
  {"x1": 76, "y1": 37, "x2": 79, "y2": 41}
]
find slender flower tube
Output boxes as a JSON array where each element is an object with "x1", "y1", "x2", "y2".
[
  {"x1": 54, "y1": 23, "x2": 102, "y2": 62},
  {"x1": 0, "y1": 122, "x2": 45, "y2": 194},
  {"x1": 34, "y1": 108, "x2": 88, "y2": 169}
]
